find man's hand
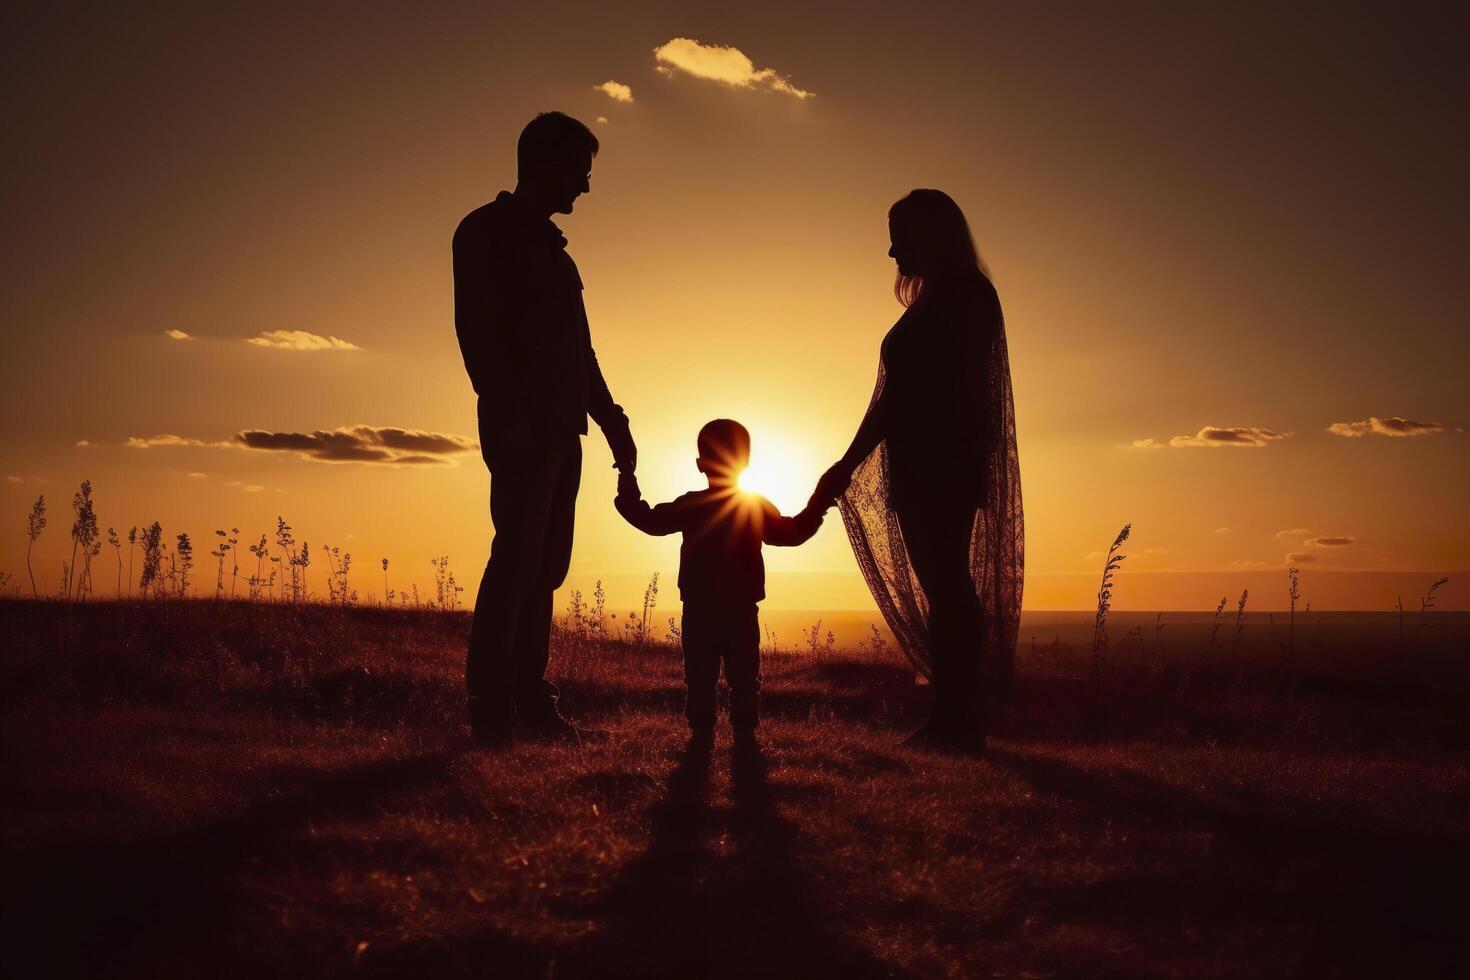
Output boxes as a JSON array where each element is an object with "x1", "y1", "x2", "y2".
[{"x1": 604, "y1": 417, "x2": 637, "y2": 473}]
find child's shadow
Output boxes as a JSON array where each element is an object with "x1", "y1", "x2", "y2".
[{"x1": 563, "y1": 736, "x2": 899, "y2": 978}]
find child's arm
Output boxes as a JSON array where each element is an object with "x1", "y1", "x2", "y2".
[
  {"x1": 761, "y1": 499, "x2": 824, "y2": 547},
  {"x1": 614, "y1": 472, "x2": 684, "y2": 536}
]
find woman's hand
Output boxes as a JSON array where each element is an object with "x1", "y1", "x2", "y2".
[{"x1": 813, "y1": 462, "x2": 854, "y2": 506}]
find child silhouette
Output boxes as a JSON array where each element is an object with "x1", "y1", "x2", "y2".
[{"x1": 616, "y1": 419, "x2": 826, "y2": 744}]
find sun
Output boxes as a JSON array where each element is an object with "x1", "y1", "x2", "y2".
[{"x1": 736, "y1": 435, "x2": 813, "y2": 513}]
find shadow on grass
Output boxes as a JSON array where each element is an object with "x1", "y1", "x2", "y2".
[
  {"x1": 552, "y1": 737, "x2": 904, "y2": 979},
  {"x1": 2, "y1": 751, "x2": 459, "y2": 979},
  {"x1": 986, "y1": 746, "x2": 1470, "y2": 978}
]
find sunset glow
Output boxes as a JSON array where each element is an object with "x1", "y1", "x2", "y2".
[{"x1": 1, "y1": 6, "x2": 1465, "y2": 613}]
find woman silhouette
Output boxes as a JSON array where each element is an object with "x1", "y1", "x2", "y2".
[{"x1": 815, "y1": 189, "x2": 1023, "y2": 752}]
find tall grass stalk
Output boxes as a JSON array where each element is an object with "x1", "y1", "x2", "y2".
[
  {"x1": 1231, "y1": 589, "x2": 1248, "y2": 657},
  {"x1": 1288, "y1": 566, "x2": 1301, "y2": 657},
  {"x1": 25, "y1": 496, "x2": 46, "y2": 599},
  {"x1": 1092, "y1": 523, "x2": 1132, "y2": 664}
]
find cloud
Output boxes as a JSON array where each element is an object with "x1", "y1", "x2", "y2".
[
  {"x1": 246, "y1": 330, "x2": 361, "y2": 351},
  {"x1": 164, "y1": 329, "x2": 192, "y2": 341},
  {"x1": 593, "y1": 80, "x2": 633, "y2": 103},
  {"x1": 1131, "y1": 438, "x2": 1163, "y2": 450},
  {"x1": 124, "y1": 425, "x2": 475, "y2": 466},
  {"x1": 126, "y1": 434, "x2": 224, "y2": 449},
  {"x1": 596, "y1": 116, "x2": 608, "y2": 125},
  {"x1": 1169, "y1": 426, "x2": 1292, "y2": 448},
  {"x1": 1285, "y1": 553, "x2": 1317, "y2": 563},
  {"x1": 1306, "y1": 536, "x2": 1355, "y2": 547},
  {"x1": 187, "y1": 472, "x2": 208, "y2": 479},
  {"x1": 1083, "y1": 551, "x2": 1104, "y2": 561},
  {"x1": 5, "y1": 475, "x2": 21, "y2": 484},
  {"x1": 653, "y1": 38, "x2": 814, "y2": 99},
  {"x1": 1214, "y1": 527, "x2": 1232, "y2": 534},
  {"x1": 225, "y1": 481, "x2": 268, "y2": 493},
  {"x1": 1274, "y1": 527, "x2": 1312, "y2": 540},
  {"x1": 1327, "y1": 416, "x2": 1446, "y2": 438},
  {"x1": 232, "y1": 425, "x2": 477, "y2": 465},
  {"x1": 1229, "y1": 560, "x2": 1269, "y2": 569},
  {"x1": 75, "y1": 440, "x2": 92, "y2": 448}
]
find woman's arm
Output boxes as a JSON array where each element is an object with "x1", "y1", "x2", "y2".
[{"x1": 815, "y1": 383, "x2": 895, "y2": 502}]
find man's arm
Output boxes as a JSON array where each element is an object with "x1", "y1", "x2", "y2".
[
  {"x1": 614, "y1": 473, "x2": 684, "y2": 536},
  {"x1": 761, "y1": 499, "x2": 824, "y2": 547},
  {"x1": 586, "y1": 344, "x2": 636, "y2": 471}
]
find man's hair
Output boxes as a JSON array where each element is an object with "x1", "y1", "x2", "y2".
[
  {"x1": 518, "y1": 112, "x2": 599, "y2": 175},
  {"x1": 697, "y1": 419, "x2": 751, "y2": 468}
]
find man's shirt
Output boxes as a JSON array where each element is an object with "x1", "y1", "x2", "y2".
[{"x1": 453, "y1": 191, "x2": 625, "y2": 440}]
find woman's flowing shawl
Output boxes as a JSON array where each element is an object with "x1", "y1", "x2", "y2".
[{"x1": 836, "y1": 274, "x2": 1024, "y2": 688}]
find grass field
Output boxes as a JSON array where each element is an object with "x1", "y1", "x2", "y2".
[{"x1": 2, "y1": 600, "x2": 1468, "y2": 978}]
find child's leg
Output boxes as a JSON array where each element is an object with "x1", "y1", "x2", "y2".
[
  {"x1": 723, "y1": 604, "x2": 762, "y2": 733},
  {"x1": 680, "y1": 605, "x2": 719, "y2": 733}
]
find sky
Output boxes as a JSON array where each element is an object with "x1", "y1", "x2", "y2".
[{"x1": 2, "y1": 1, "x2": 1466, "y2": 612}]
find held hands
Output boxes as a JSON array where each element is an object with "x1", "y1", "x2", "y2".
[
  {"x1": 616, "y1": 468, "x2": 640, "y2": 502},
  {"x1": 810, "y1": 461, "x2": 854, "y2": 510}
]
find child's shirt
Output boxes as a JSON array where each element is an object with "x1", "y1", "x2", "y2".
[{"x1": 615, "y1": 479, "x2": 822, "y2": 604}]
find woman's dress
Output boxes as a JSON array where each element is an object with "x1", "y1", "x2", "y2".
[{"x1": 836, "y1": 271, "x2": 1024, "y2": 690}]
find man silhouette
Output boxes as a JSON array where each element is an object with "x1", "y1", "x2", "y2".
[{"x1": 454, "y1": 112, "x2": 635, "y2": 745}]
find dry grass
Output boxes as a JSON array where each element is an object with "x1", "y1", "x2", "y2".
[{"x1": 2, "y1": 599, "x2": 1468, "y2": 978}]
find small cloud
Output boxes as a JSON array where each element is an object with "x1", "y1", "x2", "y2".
[
  {"x1": 246, "y1": 330, "x2": 361, "y2": 351},
  {"x1": 1286, "y1": 553, "x2": 1317, "y2": 563},
  {"x1": 1275, "y1": 527, "x2": 1312, "y2": 540},
  {"x1": 243, "y1": 484, "x2": 266, "y2": 493},
  {"x1": 5, "y1": 475, "x2": 21, "y2": 484},
  {"x1": 1083, "y1": 551, "x2": 1105, "y2": 561},
  {"x1": 596, "y1": 116, "x2": 608, "y2": 124},
  {"x1": 187, "y1": 472, "x2": 208, "y2": 480},
  {"x1": 653, "y1": 37, "x2": 814, "y2": 99},
  {"x1": 164, "y1": 329, "x2": 192, "y2": 341},
  {"x1": 1306, "y1": 535, "x2": 1355, "y2": 547},
  {"x1": 1328, "y1": 416, "x2": 1446, "y2": 438},
  {"x1": 1131, "y1": 438, "x2": 1162, "y2": 450},
  {"x1": 233, "y1": 424, "x2": 477, "y2": 465},
  {"x1": 1144, "y1": 547, "x2": 1169, "y2": 555},
  {"x1": 593, "y1": 80, "x2": 633, "y2": 103},
  {"x1": 75, "y1": 439, "x2": 92, "y2": 448},
  {"x1": 1214, "y1": 527, "x2": 1232, "y2": 535},
  {"x1": 126, "y1": 434, "x2": 221, "y2": 449},
  {"x1": 1169, "y1": 426, "x2": 1292, "y2": 448},
  {"x1": 1229, "y1": 560, "x2": 1269, "y2": 569}
]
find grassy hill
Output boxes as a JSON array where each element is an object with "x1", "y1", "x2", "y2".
[{"x1": 2, "y1": 599, "x2": 1468, "y2": 978}]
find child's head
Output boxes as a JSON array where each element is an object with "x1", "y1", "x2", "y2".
[{"x1": 696, "y1": 419, "x2": 751, "y2": 486}]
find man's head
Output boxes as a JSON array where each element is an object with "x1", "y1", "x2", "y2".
[
  {"x1": 516, "y1": 112, "x2": 598, "y2": 215},
  {"x1": 696, "y1": 419, "x2": 751, "y2": 486}
]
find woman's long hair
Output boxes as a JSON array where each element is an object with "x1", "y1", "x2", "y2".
[{"x1": 889, "y1": 189, "x2": 988, "y2": 307}]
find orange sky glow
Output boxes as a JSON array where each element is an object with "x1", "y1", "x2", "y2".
[{"x1": 2, "y1": 3, "x2": 1466, "y2": 613}]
